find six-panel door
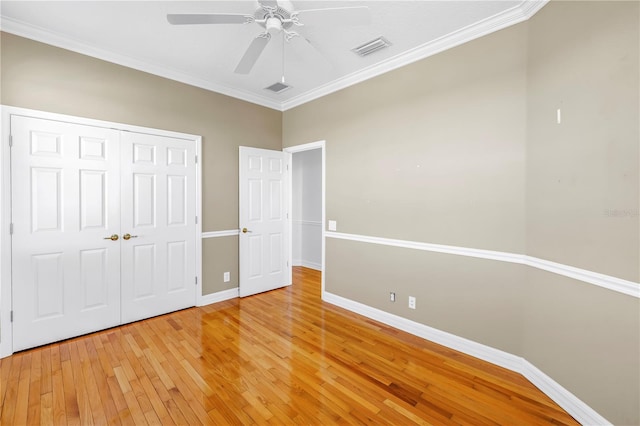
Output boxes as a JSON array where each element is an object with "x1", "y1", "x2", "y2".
[
  {"x1": 10, "y1": 116, "x2": 197, "y2": 351},
  {"x1": 11, "y1": 116, "x2": 122, "y2": 351},
  {"x1": 120, "y1": 131, "x2": 196, "y2": 323},
  {"x1": 239, "y1": 146, "x2": 287, "y2": 297}
]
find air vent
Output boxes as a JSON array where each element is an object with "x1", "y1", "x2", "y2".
[
  {"x1": 352, "y1": 36, "x2": 391, "y2": 57},
  {"x1": 265, "y1": 82, "x2": 292, "y2": 93}
]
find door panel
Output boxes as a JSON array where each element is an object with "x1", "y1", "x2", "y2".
[
  {"x1": 80, "y1": 170, "x2": 107, "y2": 229},
  {"x1": 80, "y1": 248, "x2": 109, "y2": 310},
  {"x1": 11, "y1": 115, "x2": 198, "y2": 351},
  {"x1": 239, "y1": 147, "x2": 287, "y2": 297},
  {"x1": 120, "y1": 132, "x2": 196, "y2": 323},
  {"x1": 11, "y1": 116, "x2": 121, "y2": 351}
]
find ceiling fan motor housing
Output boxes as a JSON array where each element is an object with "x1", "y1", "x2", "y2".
[{"x1": 255, "y1": 5, "x2": 293, "y2": 32}]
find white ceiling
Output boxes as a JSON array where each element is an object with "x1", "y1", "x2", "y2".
[{"x1": 0, "y1": 0, "x2": 545, "y2": 111}]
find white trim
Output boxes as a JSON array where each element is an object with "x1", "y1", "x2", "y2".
[
  {"x1": 299, "y1": 260, "x2": 322, "y2": 271},
  {"x1": 327, "y1": 231, "x2": 525, "y2": 264},
  {"x1": 520, "y1": 360, "x2": 611, "y2": 426},
  {"x1": 0, "y1": 17, "x2": 282, "y2": 111},
  {"x1": 3, "y1": 106, "x2": 202, "y2": 141},
  {"x1": 284, "y1": 141, "x2": 326, "y2": 297},
  {"x1": 0, "y1": 105, "x2": 204, "y2": 358},
  {"x1": 523, "y1": 256, "x2": 639, "y2": 298},
  {"x1": 0, "y1": 1, "x2": 547, "y2": 112},
  {"x1": 326, "y1": 231, "x2": 640, "y2": 298},
  {"x1": 280, "y1": 0, "x2": 549, "y2": 110},
  {"x1": 194, "y1": 137, "x2": 203, "y2": 308},
  {"x1": 202, "y1": 229, "x2": 240, "y2": 239},
  {"x1": 197, "y1": 287, "x2": 239, "y2": 307},
  {"x1": 0, "y1": 109, "x2": 13, "y2": 358},
  {"x1": 293, "y1": 220, "x2": 322, "y2": 227},
  {"x1": 323, "y1": 291, "x2": 612, "y2": 426}
]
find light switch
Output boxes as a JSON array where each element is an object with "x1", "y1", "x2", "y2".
[
  {"x1": 223, "y1": 272, "x2": 230, "y2": 282},
  {"x1": 328, "y1": 220, "x2": 337, "y2": 231}
]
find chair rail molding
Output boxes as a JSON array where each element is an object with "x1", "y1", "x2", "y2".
[{"x1": 326, "y1": 231, "x2": 639, "y2": 298}]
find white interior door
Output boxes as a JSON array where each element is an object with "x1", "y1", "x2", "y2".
[
  {"x1": 11, "y1": 114, "x2": 198, "y2": 351},
  {"x1": 11, "y1": 116, "x2": 121, "y2": 351},
  {"x1": 239, "y1": 146, "x2": 288, "y2": 297},
  {"x1": 120, "y1": 131, "x2": 196, "y2": 323}
]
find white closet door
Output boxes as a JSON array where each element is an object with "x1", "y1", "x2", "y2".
[
  {"x1": 120, "y1": 131, "x2": 196, "y2": 323},
  {"x1": 11, "y1": 116, "x2": 121, "y2": 351}
]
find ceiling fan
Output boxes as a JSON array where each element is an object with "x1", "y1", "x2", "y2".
[{"x1": 167, "y1": 0, "x2": 371, "y2": 75}]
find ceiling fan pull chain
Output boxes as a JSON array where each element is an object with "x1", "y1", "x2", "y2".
[{"x1": 281, "y1": 33, "x2": 286, "y2": 84}]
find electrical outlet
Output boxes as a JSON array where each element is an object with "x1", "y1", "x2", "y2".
[
  {"x1": 328, "y1": 220, "x2": 337, "y2": 231},
  {"x1": 408, "y1": 296, "x2": 416, "y2": 310},
  {"x1": 223, "y1": 272, "x2": 230, "y2": 282},
  {"x1": 390, "y1": 292, "x2": 396, "y2": 302}
]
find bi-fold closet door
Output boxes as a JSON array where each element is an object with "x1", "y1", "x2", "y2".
[{"x1": 11, "y1": 115, "x2": 196, "y2": 351}]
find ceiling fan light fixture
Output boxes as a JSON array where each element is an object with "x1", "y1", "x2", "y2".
[
  {"x1": 352, "y1": 36, "x2": 391, "y2": 57},
  {"x1": 265, "y1": 17, "x2": 283, "y2": 34}
]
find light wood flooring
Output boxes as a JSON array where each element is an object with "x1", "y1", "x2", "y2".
[{"x1": 0, "y1": 267, "x2": 579, "y2": 425}]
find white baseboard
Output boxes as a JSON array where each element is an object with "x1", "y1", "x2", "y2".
[
  {"x1": 322, "y1": 291, "x2": 611, "y2": 426},
  {"x1": 520, "y1": 360, "x2": 610, "y2": 426},
  {"x1": 293, "y1": 259, "x2": 322, "y2": 271},
  {"x1": 300, "y1": 260, "x2": 322, "y2": 271},
  {"x1": 198, "y1": 287, "x2": 239, "y2": 306}
]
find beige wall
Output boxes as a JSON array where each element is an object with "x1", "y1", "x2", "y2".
[
  {"x1": 286, "y1": 11, "x2": 529, "y2": 349},
  {"x1": 326, "y1": 239, "x2": 527, "y2": 355},
  {"x1": 284, "y1": 24, "x2": 528, "y2": 253},
  {"x1": 524, "y1": 2, "x2": 639, "y2": 423},
  {"x1": 2, "y1": 0, "x2": 639, "y2": 422},
  {"x1": 526, "y1": 1, "x2": 639, "y2": 281},
  {"x1": 284, "y1": 1, "x2": 639, "y2": 423},
  {"x1": 0, "y1": 32, "x2": 282, "y2": 295}
]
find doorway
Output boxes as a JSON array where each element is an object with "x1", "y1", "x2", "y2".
[{"x1": 285, "y1": 141, "x2": 325, "y2": 297}]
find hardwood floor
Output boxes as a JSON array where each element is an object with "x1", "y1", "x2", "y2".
[{"x1": 0, "y1": 267, "x2": 578, "y2": 425}]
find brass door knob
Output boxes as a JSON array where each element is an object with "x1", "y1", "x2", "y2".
[
  {"x1": 123, "y1": 233, "x2": 138, "y2": 240},
  {"x1": 103, "y1": 234, "x2": 119, "y2": 241},
  {"x1": 242, "y1": 228, "x2": 252, "y2": 233}
]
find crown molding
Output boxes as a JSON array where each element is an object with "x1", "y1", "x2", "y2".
[
  {"x1": 0, "y1": 16, "x2": 283, "y2": 111},
  {"x1": 280, "y1": 0, "x2": 549, "y2": 110},
  {"x1": 0, "y1": 0, "x2": 548, "y2": 112}
]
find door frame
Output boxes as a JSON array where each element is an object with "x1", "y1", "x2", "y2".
[
  {"x1": 283, "y1": 141, "x2": 326, "y2": 297},
  {"x1": 0, "y1": 105, "x2": 203, "y2": 358}
]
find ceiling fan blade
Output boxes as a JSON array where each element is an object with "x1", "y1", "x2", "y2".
[
  {"x1": 258, "y1": 0, "x2": 279, "y2": 9},
  {"x1": 295, "y1": 6, "x2": 371, "y2": 27},
  {"x1": 167, "y1": 14, "x2": 250, "y2": 25},
  {"x1": 235, "y1": 34, "x2": 271, "y2": 74}
]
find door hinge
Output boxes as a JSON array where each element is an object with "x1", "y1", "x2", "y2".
[
  {"x1": 9, "y1": 223, "x2": 13, "y2": 235},
  {"x1": 9, "y1": 135, "x2": 13, "y2": 147},
  {"x1": 286, "y1": 164, "x2": 289, "y2": 171},
  {"x1": 195, "y1": 155, "x2": 198, "y2": 164},
  {"x1": 195, "y1": 276, "x2": 198, "y2": 286},
  {"x1": 10, "y1": 311, "x2": 13, "y2": 322},
  {"x1": 195, "y1": 216, "x2": 198, "y2": 225}
]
